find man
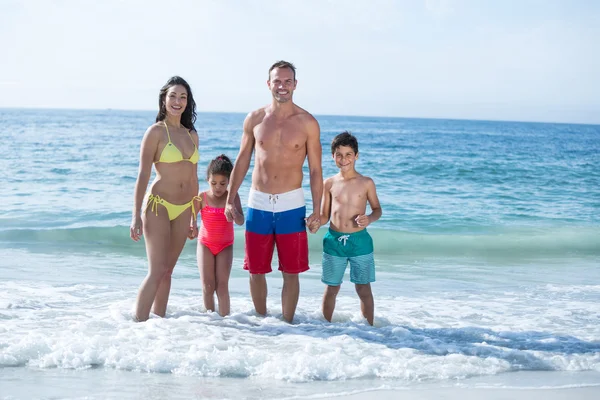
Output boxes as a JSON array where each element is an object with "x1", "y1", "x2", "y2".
[{"x1": 224, "y1": 60, "x2": 322, "y2": 323}]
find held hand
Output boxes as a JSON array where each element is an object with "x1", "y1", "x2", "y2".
[
  {"x1": 232, "y1": 206, "x2": 243, "y2": 221},
  {"x1": 355, "y1": 214, "x2": 370, "y2": 228},
  {"x1": 305, "y1": 213, "x2": 320, "y2": 234},
  {"x1": 224, "y1": 203, "x2": 235, "y2": 222},
  {"x1": 188, "y1": 223, "x2": 198, "y2": 240},
  {"x1": 130, "y1": 216, "x2": 143, "y2": 242}
]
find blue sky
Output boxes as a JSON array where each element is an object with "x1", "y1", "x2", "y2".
[{"x1": 1, "y1": 0, "x2": 599, "y2": 123}]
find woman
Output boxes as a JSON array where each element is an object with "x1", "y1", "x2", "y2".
[{"x1": 130, "y1": 76, "x2": 200, "y2": 321}]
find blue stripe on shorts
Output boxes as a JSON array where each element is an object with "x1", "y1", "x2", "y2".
[{"x1": 321, "y1": 252, "x2": 375, "y2": 286}]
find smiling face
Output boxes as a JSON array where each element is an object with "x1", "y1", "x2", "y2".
[
  {"x1": 333, "y1": 145, "x2": 358, "y2": 172},
  {"x1": 267, "y1": 67, "x2": 296, "y2": 103},
  {"x1": 164, "y1": 84, "x2": 188, "y2": 117},
  {"x1": 208, "y1": 173, "x2": 229, "y2": 198}
]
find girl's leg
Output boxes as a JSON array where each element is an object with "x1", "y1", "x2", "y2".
[
  {"x1": 135, "y1": 208, "x2": 171, "y2": 322},
  {"x1": 215, "y1": 245, "x2": 233, "y2": 316},
  {"x1": 198, "y1": 242, "x2": 216, "y2": 312},
  {"x1": 152, "y1": 208, "x2": 193, "y2": 317},
  {"x1": 355, "y1": 283, "x2": 374, "y2": 326},
  {"x1": 322, "y1": 285, "x2": 341, "y2": 322}
]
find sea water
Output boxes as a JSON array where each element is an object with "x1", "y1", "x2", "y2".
[{"x1": 1, "y1": 109, "x2": 599, "y2": 399}]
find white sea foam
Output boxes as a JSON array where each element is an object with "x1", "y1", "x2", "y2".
[{"x1": 1, "y1": 267, "x2": 599, "y2": 385}]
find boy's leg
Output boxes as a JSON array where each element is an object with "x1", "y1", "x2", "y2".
[
  {"x1": 348, "y1": 230, "x2": 376, "y2": 325},
  {"x1": 322, "y1": 284, "x2": 341, "y2": 322},
  {"x1": 321, "y1": 229, "x2": 348, "y2": 323},
  {"x1": 215, "y1": 246, "x2": 233, "y2": 316},
  {"x1": 198, "y1": 243, "x2": 216, "y2": 312},
  {"x1": 355, "y1": 283, "x2": 374, "y2": 325}
]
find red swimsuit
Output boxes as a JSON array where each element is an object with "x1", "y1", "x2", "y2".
[{"x1": 198, "y1": 192, "x2": 234, "y2": 255}]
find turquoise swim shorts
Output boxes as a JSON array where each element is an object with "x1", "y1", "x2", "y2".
[{"x1": 321, "y1": 228, "x2": 375, "y2": 286}]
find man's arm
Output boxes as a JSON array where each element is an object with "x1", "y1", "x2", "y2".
[
  {"x1": 233, "y1": 193, "x2": 245, "y2": 226},
  {"x1": 319, "y1": 178, "x2": 332, "y2": 226},
  {"x1": 225, "y1": 112, "x2": 256, "y2": 221},
  {"x1": 305, "y1": 117, "x2": 323, "y2": 232}
]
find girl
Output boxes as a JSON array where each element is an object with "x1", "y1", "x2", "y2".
[{"x1": 192, "y1": 155, "x2": 244, "y2": 316}]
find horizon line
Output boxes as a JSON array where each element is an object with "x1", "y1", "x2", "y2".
[{"x1": 1, "y1": 106, "x2": 599, "y2": 127}]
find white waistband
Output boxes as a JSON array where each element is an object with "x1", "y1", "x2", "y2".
[{"x1": 248, "y1": 188, "x2": 305, "y2": 212}]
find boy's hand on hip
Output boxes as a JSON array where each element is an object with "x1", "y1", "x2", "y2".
[{"x1": 355, "y1": 214, "x2": 370, "y2": 228}]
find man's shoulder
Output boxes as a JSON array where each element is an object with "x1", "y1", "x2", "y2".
[
  {"x1": 247, "y1": 106, "x2": 268, "y2": 121},
  {"x1": 292, "y1": 104, "x2": 318, "y2": 125},
  {"x1": 244, "y1": 107, "x2": 268, "y2": 130}
]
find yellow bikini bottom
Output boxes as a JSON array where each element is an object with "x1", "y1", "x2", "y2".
[{"x1": 145, "y1": 193, "x2": 201, "y2": 221}]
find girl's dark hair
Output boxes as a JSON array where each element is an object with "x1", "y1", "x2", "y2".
[
  {"x1": 331, "y1": 131, "x2": 359, "y2": 154},
  {"x1": 207, "y1": 154, "x2": 234, "y2": 180},
  {"x1": 156, "y1": 76, "x2": 197, "y2": 131}
]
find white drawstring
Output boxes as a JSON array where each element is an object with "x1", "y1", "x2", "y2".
[{"x1": 338, "y1": 235, "x2": 350, "y2": 246}]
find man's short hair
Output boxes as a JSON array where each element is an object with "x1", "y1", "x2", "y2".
[{"x1": 268, "y1": 60, "x2": 296, "y2": 80}]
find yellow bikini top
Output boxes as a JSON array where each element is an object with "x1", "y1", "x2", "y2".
[{"x1": 156, "y1": 121, "x2": 199, "y2": 164}]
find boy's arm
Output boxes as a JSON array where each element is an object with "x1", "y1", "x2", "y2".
[
  {"x1": 319, "y1": 178, "x2": 332, "y2": 226},
  {"x1": 355, "y1": 178, "x2": 382, "y2": 228},
  {"x1": 366, "y1": 178, "x2": 382, "y2": 223},
  {"x1": 233, "y1": 193, "x2": 245, "y2": 226}
]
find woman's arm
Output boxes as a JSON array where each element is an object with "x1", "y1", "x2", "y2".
[{"x1": 130, "y1": 126, "x2": 159, "y2": 241}]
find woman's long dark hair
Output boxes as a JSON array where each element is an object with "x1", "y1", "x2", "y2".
[{"x1": 155, "y1": 76, "x2": 197, "y2": 131}]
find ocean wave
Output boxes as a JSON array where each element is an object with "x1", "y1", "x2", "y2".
[{"x1": 0, "y1": 226, "x2": 599, "y2": 259}]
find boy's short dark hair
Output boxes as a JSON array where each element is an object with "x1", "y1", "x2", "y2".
[
  {"x1": 268, "y1": 60, "x2": 296, "y2": 80},
  {"x1": 331, "y1": 131, "x2": 359, "y2": 154}
]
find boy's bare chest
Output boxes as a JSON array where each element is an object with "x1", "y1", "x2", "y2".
[{"x1": 331, "y1": 181, "x2": 367, "y2": 205}]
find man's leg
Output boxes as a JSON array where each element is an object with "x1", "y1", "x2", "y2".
[
  {"x1": 249, "y1": 273, "x2": 268, "y2": 316},
  {"x1": 281, "y1": 272, "x2": 299, "y2": 322},
  {"x1": 244, "y1": 191, "x2": 275, "y2": 317}
]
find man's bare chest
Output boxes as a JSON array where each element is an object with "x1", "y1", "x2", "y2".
[{"x1": 254, "y1": 121, "x2": 306, "y2": 150}]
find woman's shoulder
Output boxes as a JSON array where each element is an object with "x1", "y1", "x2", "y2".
[{"x1": 144, "y1": 122, "x2": 166, "y2": 137}]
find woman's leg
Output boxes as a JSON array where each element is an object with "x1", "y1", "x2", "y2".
[
  {"x1": 135, "y1": 208, "x2": 171, "y2": 322},
  {"x1": 198, "y1": 242, "x2": 216, "y2": 312},
  {"x1": 215, "y1": 245, "x2": 233, "y2": 316},
  {"x1": 152, "y1": 208, "x2": 193, "y2": 317}
]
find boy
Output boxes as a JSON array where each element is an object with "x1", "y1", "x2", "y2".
[{"x1": 319, "y1": 131, "x2": 382, "y2": 325}]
